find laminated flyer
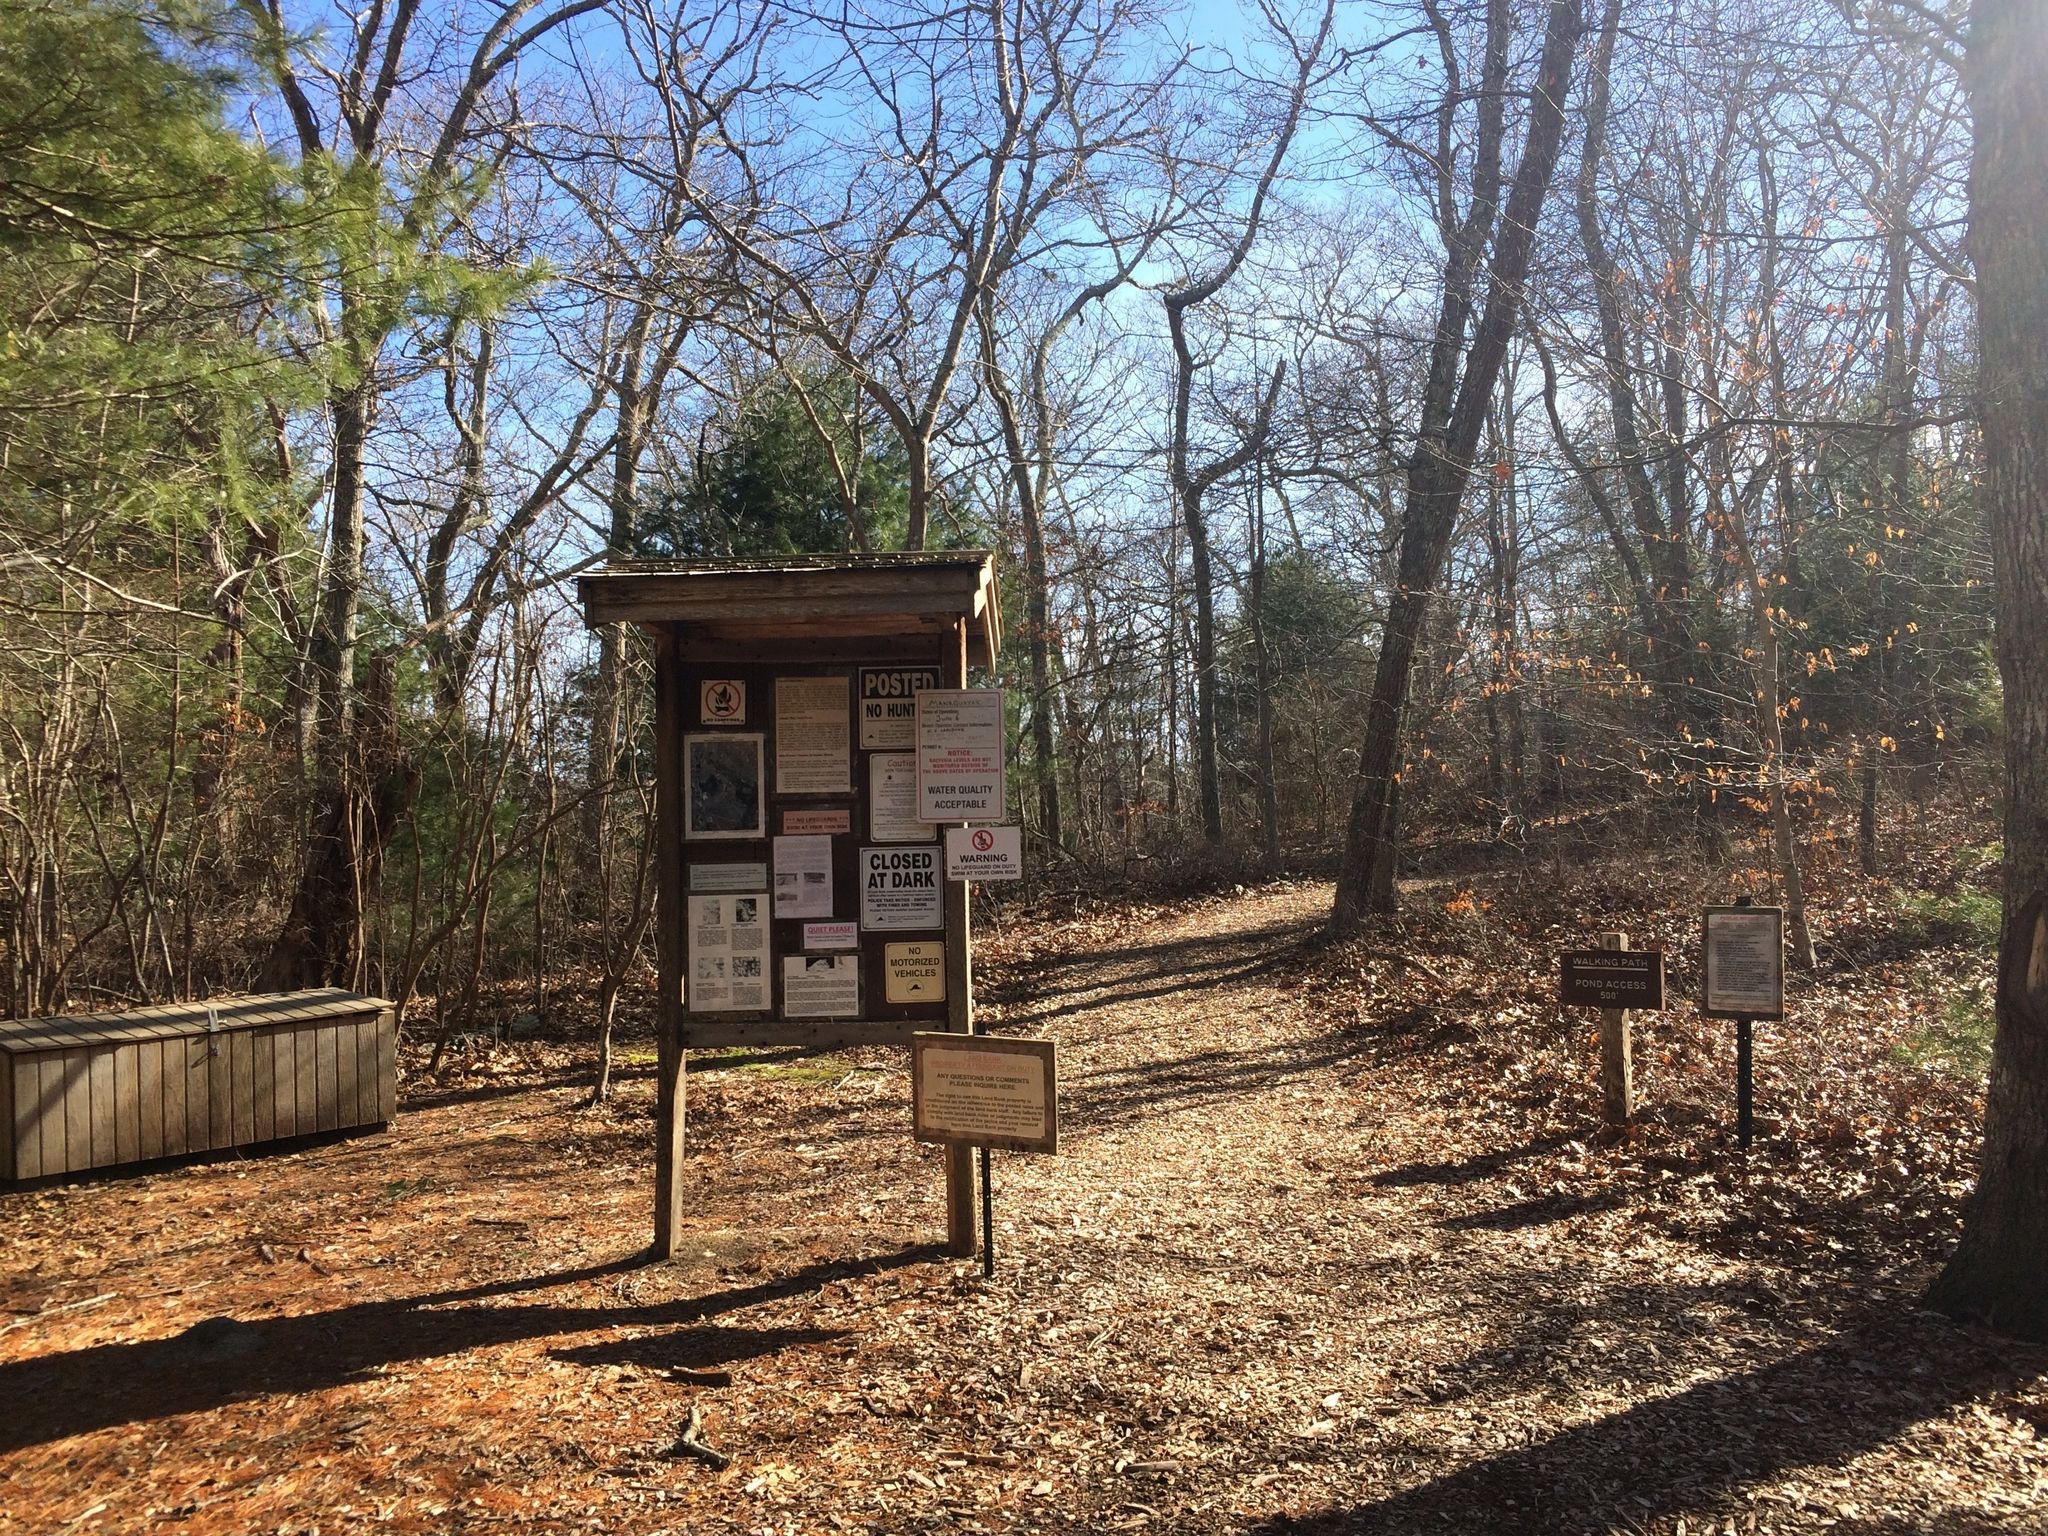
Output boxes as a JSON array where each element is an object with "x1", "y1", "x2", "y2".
[{"x1": 687, "y1": 892, "x2": 770, "y2": 1011}]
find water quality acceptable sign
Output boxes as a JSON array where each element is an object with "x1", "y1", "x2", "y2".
[
  {"x1": 860, "y1": 845, "x2": 941, "y2": 930},
  {"x1": 915, "y1": 690, "x2": 1005, "y2": 822}
]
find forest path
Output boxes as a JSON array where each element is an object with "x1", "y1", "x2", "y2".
[{"x1": 1, "y1": 880, "x2": 2042, "y2": 1535}]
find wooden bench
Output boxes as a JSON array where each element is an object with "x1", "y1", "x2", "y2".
[{"x1": 1, "y1": 989, "x2": 395, "y2": 1182}]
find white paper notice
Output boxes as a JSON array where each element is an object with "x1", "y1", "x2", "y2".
[
  {"x1": 1704, "y1": 908, "x2": 1785, "y2": 1018},
  {"x1": 915, "y1": 689, "x2": 1006, "y2": 822},
  {"x1": 782, "y1": 953, "x2": 861, "y2": 1018},
  {"x1": 868, "y1": 753, "x2": 933, "y2": 842},
  {"x1": 773, "y1": 834, "x2": 834, "y2": 919},
  {"x1": 775, "y1": 676, "x2": 850, "y2": 794},
  {"x1": 860, "y1": 845, "x2": 942, "y2": 930},
  {"x1": 803, "y1": 921, "x2": 859, "y2": 950},
  {"x1": 687, "y1": 893, "x2": 769, "y2": 1012},
  {"x1": 689, "y1": 862, "x2": 767, "y2": 894}
]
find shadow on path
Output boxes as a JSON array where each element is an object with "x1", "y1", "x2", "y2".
[
  {"x1": 1251, "y1": 1314, "x2": 2041, "y2": 1535},
  {"x1": 0, "y1": 1244, "x2": 940, "y2": 1453}
]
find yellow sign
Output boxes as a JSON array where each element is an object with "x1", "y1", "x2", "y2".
[{"x1": 884, "y1": 941, "x2": 945, "y2": 1004}]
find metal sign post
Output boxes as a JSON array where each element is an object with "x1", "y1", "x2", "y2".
[
  {"x1": 1701, "y1": 896, "x2": 1785, "y2": 1151},
  {"x1": 912, "y1": 1032, "x2": 1059, "y2": 1277}
]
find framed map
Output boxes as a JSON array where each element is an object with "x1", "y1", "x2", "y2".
[{"x1": 684, "y1": 733, "x2": 765, "y2": 840}]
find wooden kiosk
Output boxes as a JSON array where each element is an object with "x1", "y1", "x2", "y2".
[{"x1": 578, "y1": 553, "x2": 1001, "y2": 1259}]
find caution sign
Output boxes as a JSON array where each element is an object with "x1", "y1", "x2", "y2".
[
  {"x1": 860, "y1": 666, "x2": 940, "y2": 750},
  {"x1": 884, "y1": 941, "x2": 946, "y2": 1004},
  {"x1": 859, "y1": 845, "x2": 941, "y2": 930}
]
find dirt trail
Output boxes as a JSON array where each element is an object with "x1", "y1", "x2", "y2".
[{"x1": 1, "y1": 882, "x2": 2044, "y2": 1535}]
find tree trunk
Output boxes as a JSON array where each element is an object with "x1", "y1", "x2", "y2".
[
  {"x1": 1927, "y1": 0, "x2": 2048, "y2": 1341},
  {"x1": 1250, "y1": 464, "x2": 1281, "y2": 873},
  {"x1": 1332, "y1": 0, "x2": 1583, "y2": 937}
]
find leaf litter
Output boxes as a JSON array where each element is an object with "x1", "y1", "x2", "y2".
[{"x1": 2, "y1": 814, "x2": 2045, "y2": 1535}]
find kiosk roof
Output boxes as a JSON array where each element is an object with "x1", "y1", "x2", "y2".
[{"x1": 577, "y1": 552, "x2": 1001, "y2": 667}]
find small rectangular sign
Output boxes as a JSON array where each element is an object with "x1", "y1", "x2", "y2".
[
  {"x1": 912, "y1": 1033, "x2": 1058, "y2": 1154},
  {"x1": 1560, "y1": 948, "x2": 1665, "y2": 1009},
  {"x1": 860, "y1": 666, "x2": 940, "y2": 751},
  {"x1": 868, "y1": 752, "x2": 934, "y2": 843},
  {"x1": 688, "y1": 862, "x2": 768, "y2": 894},
  {"x1": 699, "y1": 679, "x2": 746, "y2": 724},
  {"x1": 860, "y1": 845, "x2": 942, "y2": 930},
  {"x1": 915, "y1": 689, "x2": 1006, "y2": 823},
  {"x1": 945, "y1": 825, "x2": 1022, "y2": 881},
  {"x1": 803, "y1": 921, "x2": 859, "y2": 950},
  {"x1": 783, "y1": 953, "x2": 862, "y2": 1018},
  {"x1": 1703, "y1": 906, "x2": 1785, "y2": 1019},
  {"x1": 783, "y1": 807, "x2": 850, "y2": 836},
  {"x1": 884, "y1": 941, "x2": 946, "y2": 1004}
]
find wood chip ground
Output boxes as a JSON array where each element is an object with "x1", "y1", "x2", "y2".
[{"x1": 3, "y1": 851, "x2": 2044, "y2": 1534}]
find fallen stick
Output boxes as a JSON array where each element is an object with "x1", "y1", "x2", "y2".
[
  {"x1": 668, "y1": 1404, "x2": 732, "y2": 1470},
  {"x1": 0, "y1": 1292, "x2": 116, "y2": 1336}
]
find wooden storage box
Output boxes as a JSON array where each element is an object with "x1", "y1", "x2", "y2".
[{"x1": 1, "y1": 989, "x2": 395, "y2": 1182}]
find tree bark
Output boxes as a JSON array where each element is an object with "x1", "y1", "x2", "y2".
[
  {"x1": 1331, "y1": 0, "x2": 1584, "y2": 937},
  {"x1": 1927, "y1": 0, "x2": 2048, "y2": 1341}
]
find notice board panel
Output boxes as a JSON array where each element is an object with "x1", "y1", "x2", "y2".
[{"x1": 673, "y1": 655, "x2": 954, "y2": 1046}]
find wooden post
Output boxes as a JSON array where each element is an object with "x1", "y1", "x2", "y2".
[
  {"x1": 651, "y1": 629, "x2": 688, "y2": 1259},
  {"x1": 1598, "y1": 929, "x2": 1634, "y2": 1127},
  {"x1": 943, "y1": 619, "x2": 979, "y2": 1257}
]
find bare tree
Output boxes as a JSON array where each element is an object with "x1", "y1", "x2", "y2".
[{"x1": 1331, "y1": 0, "x2": 1586, "y2": 934}]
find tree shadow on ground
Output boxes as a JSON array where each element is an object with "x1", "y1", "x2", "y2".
[
  {"x1": 1250, "y1": 1312, "x2": 2042, "y2": 1536},
  {"x1": 0, "y1": 1243, "x2": 941, "y2": 1453},
  {"x1": 988, "y1": 915, "x2": 1322, "y2": 1030},
  {"x1": 1368, "y1": 1135, "x2": 1577, "y2": 1189}
]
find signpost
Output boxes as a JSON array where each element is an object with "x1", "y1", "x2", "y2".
[
  {"x1": 1559, "y1": 935, "x2": 1664, "y2": 1127},
  {"x1": 913, "y1": 1032, "x2": 1059, "y2": 1277},
  {"x1": 1702, "y1": 900, "x2": 1785, "y2": 1148}
]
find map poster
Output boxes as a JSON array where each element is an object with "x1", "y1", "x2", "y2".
[
  {"x1": 860, "y1": 666, "x2": 940, "y2": 750},
  {"x1": 915, "y1": 689, "x2": 1006, "y2": 822},
  {"x1": 772, "y1": 834, "x2": 834, "y2": 919},
  {"x1": 775, "y1": 676, "x2": 850, "y2": 794},
  {"x1": 868, "y1": 753, "x2": 934, "y2": 843},
  {"x1": 860, "y1": 845, "x2": 942, "y2": 930},
  {"x1": 684, "y1": 734, "x2": 764, "y2": 841},
  {"x1": 686, "y1": 893, "x2": 769, "y2": 1012},
  {"x1": 782, "y1": 953, "x2": 861, "y2": 1018}
]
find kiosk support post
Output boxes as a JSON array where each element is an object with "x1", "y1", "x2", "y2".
[
  {"x1": 652, "y1": 631, "x2": 688, "y2": 1258},
  {"x1": 943, "y1": 619, "x2": 979, "y2": 1258},
  {"x1": 1597, "y1": 930, "x2": 1635, "y2": 1127}
]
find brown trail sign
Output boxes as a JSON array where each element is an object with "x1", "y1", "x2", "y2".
[{"x1": 1559, "y1": 934, "x2": 1666, "y2": 1128}]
